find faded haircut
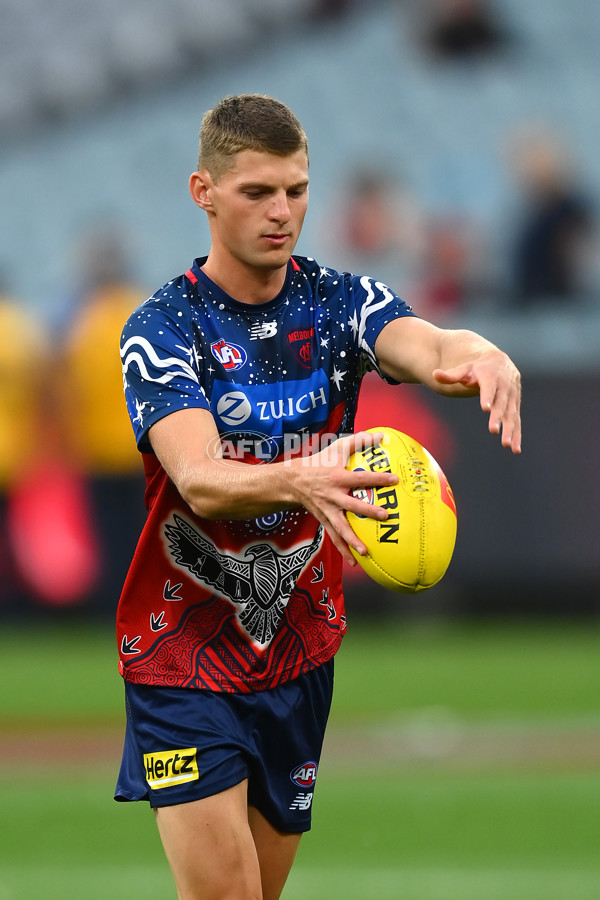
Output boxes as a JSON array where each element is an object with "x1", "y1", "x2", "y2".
[{"x1": 197, "y1": 94, "x2": 309, "y2": 180}]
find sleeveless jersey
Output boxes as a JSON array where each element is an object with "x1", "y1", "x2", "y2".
[{"x1": 117, "y1": 255, "x2": 415, "y2": 693}]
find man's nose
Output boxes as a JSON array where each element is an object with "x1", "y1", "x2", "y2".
[{"x1": 269, "y1": 192, "x2": 291, "y2": 221}]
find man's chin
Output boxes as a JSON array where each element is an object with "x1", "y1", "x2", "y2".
[{"x1": 252, "y1": 248, "x2": 293, "y2": 271}]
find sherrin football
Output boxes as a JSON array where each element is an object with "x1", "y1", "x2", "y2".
[{"x1": 346, "y1": 427, "x2": 457, "y2": 593}]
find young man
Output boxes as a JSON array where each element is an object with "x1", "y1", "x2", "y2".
[{"x1": 115, "y1": 94, "x2": 521, "y2": 900}]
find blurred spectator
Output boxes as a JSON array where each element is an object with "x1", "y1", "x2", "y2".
[
  {"x1": 320, "y1": 166, "x2": 490, "y2": 320},
  {"x1": 418, "y1": 0, "x2": 510, "y2": 62},
  {"x1": 412, "y1": 214, "x2": 488, "y2": 321},
  {"x1": 320, "y1": 166, "x2": 427, "y2": 297},
  {"x1": 506, "y1": 127, "x2": 597, "y2": 305},
  {"x1": 310, "y1": 0, "x2": 355, "y2": 21},
  {"x1": 0, "y1": 285, "x2": 48, "y2": 612},
  {"x1": 53, "y1": 222, "x2": 148, "y2": 615}
]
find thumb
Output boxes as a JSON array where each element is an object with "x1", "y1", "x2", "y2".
[{"x1": 433, "y1": 364, "x2": 477, "y2": 388}]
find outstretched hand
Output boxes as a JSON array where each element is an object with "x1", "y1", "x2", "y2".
[{"x1": 433, "y1": 351, "x2": 522, "y2": 454}]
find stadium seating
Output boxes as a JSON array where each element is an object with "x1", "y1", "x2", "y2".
[{"x1": 0, "y1": 0, "x2": 599, "y2": 362}]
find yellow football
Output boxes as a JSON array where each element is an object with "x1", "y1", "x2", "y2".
[{"x1": 346, "y1": 427, "x2": 457, "y2": 593}]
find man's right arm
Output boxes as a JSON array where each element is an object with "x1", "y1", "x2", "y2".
[{"x1": 148, "y1": 408, "x2": 397, "y2": 564}]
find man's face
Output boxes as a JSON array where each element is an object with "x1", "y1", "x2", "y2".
[{"x1": 204, "y1": 149, "x2": 309, "y2": 272}]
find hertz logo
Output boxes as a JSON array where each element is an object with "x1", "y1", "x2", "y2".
[{"x1": 143, "y1": 748, "x2": 199, "y2": 790}]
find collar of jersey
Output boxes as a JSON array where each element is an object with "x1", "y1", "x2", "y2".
[{"x1": 188, "y1": 256, "x2": 295, "y2": 314}]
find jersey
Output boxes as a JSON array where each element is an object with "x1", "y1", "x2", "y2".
[{"x1": 117, "y1": 254, "x2": 415, "y2": 693}]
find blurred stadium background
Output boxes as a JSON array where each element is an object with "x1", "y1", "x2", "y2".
[{"x1": 1, "y1": 1, "x2": 599, "y2": 897}]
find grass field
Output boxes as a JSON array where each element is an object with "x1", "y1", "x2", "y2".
[{"x1": 1, "y1": 617, "x2": 599, "y2": 899}]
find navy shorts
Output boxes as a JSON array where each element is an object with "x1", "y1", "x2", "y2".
[{"x1": 114, "y1": 659, "x2": 334, "y2": 833}]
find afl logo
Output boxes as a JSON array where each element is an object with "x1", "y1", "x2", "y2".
[
  {"x1": 211, "y1": 338, "x2": 247, "y2": 371},
  {"x1": 290, "y1": 761, "x2": 318, "y2": 788}
]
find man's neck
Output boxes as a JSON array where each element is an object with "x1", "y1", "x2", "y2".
[{"x1": 201, "y1": 254, "x2": 288, "y2": 305}]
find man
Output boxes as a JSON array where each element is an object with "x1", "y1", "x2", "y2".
[{"x1": 115, "y1": 94, "x2": 521, "y2": 900}]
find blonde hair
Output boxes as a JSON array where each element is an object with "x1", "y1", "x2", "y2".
[{"x1": 198, "y1": 94, "x2": 309, "y2": 180}]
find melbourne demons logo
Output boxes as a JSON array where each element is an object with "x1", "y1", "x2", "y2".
[
  {"x1": 211, "y1": 338, "x2": 247, "y2": 371},
  {"x1": 287, "y1": 328, "x2": 314, "y2": 369}
]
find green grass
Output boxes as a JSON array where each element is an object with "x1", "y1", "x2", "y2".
[
  {"x1": 331, "y1": 619, "x2": 600, "y2": 722},
  {"x1": 2, "y1": 618, "x2": 599, "y2": 726},
  {"x1": 308, "y1": 770, "x2": 600, "y2": 867},
  {"x1": 0, "y1": 624, "x2": 122, "y2": 727},
  {"x1": 1, "y1": 618, "x2": 599, "y2": 899},
  {"x1": 286, "y1": 770, "x2": 600, "y2": 900},
  {"x1": 286, "y1": 866, "x2": 600, "y2": 900},
  {"x1": 3, "y1": 767, "x2": 600, "y2": 900}
]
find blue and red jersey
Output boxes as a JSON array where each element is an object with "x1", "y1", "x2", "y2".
[{"x1": 117, "y1": 255, "x2": 414, "y2": 692}]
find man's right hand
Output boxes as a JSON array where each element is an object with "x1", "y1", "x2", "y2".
[{"x1": 287, "y1": 431, "x2": 398, "y2": 564}]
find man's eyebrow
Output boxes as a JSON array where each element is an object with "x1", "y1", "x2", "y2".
[{"x1": 239, "y1": 179, "x2": 309, "y2": 191}]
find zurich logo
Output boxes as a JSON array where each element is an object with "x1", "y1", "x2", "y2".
[
  {"x1": 216, "y1": 391, "x2": 252, "y2": 426},
  {"x1": 211, "y1": 338, "x2": 247, "y2": 371}
]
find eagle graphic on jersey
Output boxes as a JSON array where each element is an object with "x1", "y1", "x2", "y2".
[{"x1": 164, "y1": 514, "x2": 324, "y2": 647}]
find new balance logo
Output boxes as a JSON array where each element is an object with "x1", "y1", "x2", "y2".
[
  {"x1": 289, "y1": 792, "x2": 314, "y2": 811},
  {"x1": 250, "y1": 321, "x2": 277, "y2": 340}
]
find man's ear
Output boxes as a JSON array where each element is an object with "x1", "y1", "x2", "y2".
[{"x1": 189, "y1": 170, "x2": 214, "y2": 211}]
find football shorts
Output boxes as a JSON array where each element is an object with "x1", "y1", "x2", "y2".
[{"x1": 114, "y1": 658, "x2": 334, "y2": 833}]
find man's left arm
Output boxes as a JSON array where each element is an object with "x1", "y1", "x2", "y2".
[{"x1": 374, "y1": 316, "x2": 522, "y2": 454}]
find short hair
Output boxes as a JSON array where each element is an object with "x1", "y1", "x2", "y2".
[{"x1": 197, "y1": 94, "x2": 309, "y2": 180}]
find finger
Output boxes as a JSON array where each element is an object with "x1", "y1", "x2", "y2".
[
  {"x1": 331, "y1": 527, "x2": 360, "y2": 564},
  {"x1": 344, "y1": 469, "x2": 398, "y2": 489},
  {"x1": 486, "y1": 373, "x2": 522, "y2": 452},
  {"x1": 342, "y1": 465, "x2": 398, "y2": 516},
  {"x1": 480, "y1": 388, "x2": 494, "y2": 415},
  {"x1": 500, "y1": 396, "x2": 522, "y2": 454},
  {"x1": 344, "y1": 493, "x2": 390, "y2": 521},
  {"x1": 312, "y1": 431, "x2": 384, "y2": 470},
  {"x1": 308, "y1": 495, "x2": 368, "y2": 562},
  {"x1": 477, "y1": 367, "x2": 504, "y2": 415},
  {"x1": 487, "y1": 395, "x2": 522, "y2": 453},
  {"x1": 326, "y1": 512, "x2": 366, "y2": 562},
  {"x1": 486, "y1": 383, "x2": 506, "y2": 436},
  {"x1": 343, "y1": 430, "x2": 386, "y2": 457},
  {"x1": 510, "y1": 420, "x2": 522, "y2": 454},
  {"x1": 500, "y1": 424, "x2": 521, "y2": 454}
]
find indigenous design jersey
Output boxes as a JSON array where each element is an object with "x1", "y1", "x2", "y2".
[{"x1": 118, "y1": 255, "x2": 415, "y2": 693}]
